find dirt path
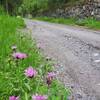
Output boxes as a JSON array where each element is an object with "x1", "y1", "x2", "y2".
[{"x1": 25, "y1": 19, "x2": 100, "y2": 100}]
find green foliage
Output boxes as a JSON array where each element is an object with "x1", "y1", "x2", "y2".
[
  {"x1": 0, "y1": 5, "x2": 5, "y2": 15},
  {"x1": 75, "y1": 18, "x2": 100, "y2": 29},
  {"x1": 47, "y1": 0, "x2": 66, "y2": 9},
  {"x1": 0, "y1": 15, "x2": 70, "y2": 99},
  {"x1": 18, "y1": 0, "x2": 48, "y2": 16},
  {"x1": 75, "y1": 19, "x2": 86, "y2": 26},
  {"x1": 0, "y1": 0, "x2": 23, "y2": 15},
  {"x1": 0, "y1": 0, "x2": 81, "y2": 15},
  {"x1": 81, "y1": 18, "x2": 100, "y2": 29},
  {"x1": 34, "y1": 17, "x2": 76, "y2": 25}
]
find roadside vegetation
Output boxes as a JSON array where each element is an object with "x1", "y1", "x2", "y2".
[
  {"x1": 0, "y1": 15, "x2": 70, "y2": 100},
  {"x1": 0, "y1": 0, "x2": 99, "y2": 99},
  {"x1": 0, "y1": 0, "x2": 79, "y2": 15},
  {"x1": 34, "y1": 17, "x2": 100, "y2": 30}
]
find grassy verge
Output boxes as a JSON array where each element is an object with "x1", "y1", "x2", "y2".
[
  {"x1": 0, "y1": 15, "x2": 70, "y2": 100},
  {"x1": 34, "y1": 17, "x2": 100, "y2": 30}
]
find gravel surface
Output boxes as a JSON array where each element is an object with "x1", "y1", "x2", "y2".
[{"x1": 25, "y1": 19, "x2": 100, "y2": 100}]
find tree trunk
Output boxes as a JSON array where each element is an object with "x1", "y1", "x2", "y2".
[{"x1": 5, "y1": 0, "x2": 8, "y2": 14}]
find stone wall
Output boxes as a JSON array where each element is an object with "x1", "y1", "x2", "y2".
[{"x1": 44, "y1": 0, "x2": 100, "y2": 19}]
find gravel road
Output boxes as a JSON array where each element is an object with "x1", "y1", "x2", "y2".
[{"x1": 25, "y1": 19, "x2": 100, "y2": 100}]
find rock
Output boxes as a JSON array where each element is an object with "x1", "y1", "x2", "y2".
[
  {"x1": 67, "y1": 95, "x2": 74, "y2": 100},
  {"x1": 43, "y1": 1, "x2": 100, "y2": 19},
  {"x1": 94, "y1": 59, "x2": 100, "y2": 63},
  {"x1": 75, "y1": 93, "x2": 83, "y2": 99},
  {"x1": 46, "y1": 56, "x2": 52, "y2": 61},
  {"x1": 93, "y1": 53, "x2": 99, "y2": 57},
  {"x1": 95, "y1": 15, "x2": 100, "y2": 21}
]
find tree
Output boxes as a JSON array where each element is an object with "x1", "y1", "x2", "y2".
[
  {"x1": 18, "y1": 0, "x2": 48, "y2": 16},
  {"x1": 0, "y1": 0, "x2": 23, "y2": 15}
]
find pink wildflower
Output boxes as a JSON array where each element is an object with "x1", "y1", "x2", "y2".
[
  {"x1": 25, "y1": 67, "x2": 37, "y2": 78},
  {"x1": 47, "y1": 72, "x2": 56, "y2": 79},
  {"x1": 12, "y1": 52, "x2": 27, "y2": 59},
  {"x1": 46, "y1": 72, "x2": 56, "y2": 86},
  {"x1": 9, "y1": 96, "x2": 19, "y2": 100},
  {"x1": 32, "y1": 94, "x2": 48, "y2": 100},
  {"x1": 37, "y1": 43, "x2": 44, "y2": 49}
]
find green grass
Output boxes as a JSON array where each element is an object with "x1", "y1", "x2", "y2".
[
  {"x1": 77, "y1": 18, "x2": 100, "y2": 30},
  {"x1": 34, "y1": 17, "x2": 100, "y2": 30},
  {"x1": 35, "y1": 17, "x2": 75, "y2": 25},
  {"x1": 0, "y1": 15, "x2": 70, "y2": 100}
]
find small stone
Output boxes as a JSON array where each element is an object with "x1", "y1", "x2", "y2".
[
  {"x1": 93, "y1": 53, "x2": 99, "y2": 57},
  {"x1": 94, "y1": 59, "x2": 100, "y2": 63},
  {"x1": 97, "y1": 83, "x2": 100, "y2": 86},
  {"x1": 80, "y1": 72, "x2": 84, "y2": 74},
  {"x1": 70, "y1": 85, "x2": 74, "y2": 89},
  {"x1": 67, "y1": 95, "x2": 74, "y2": 100},
  {"x1": 75, "y1": 93, "x2": 82, "y2": 99},
  {"x1": 46, "y1": 57, "x2": 52, "y2": 61}
]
